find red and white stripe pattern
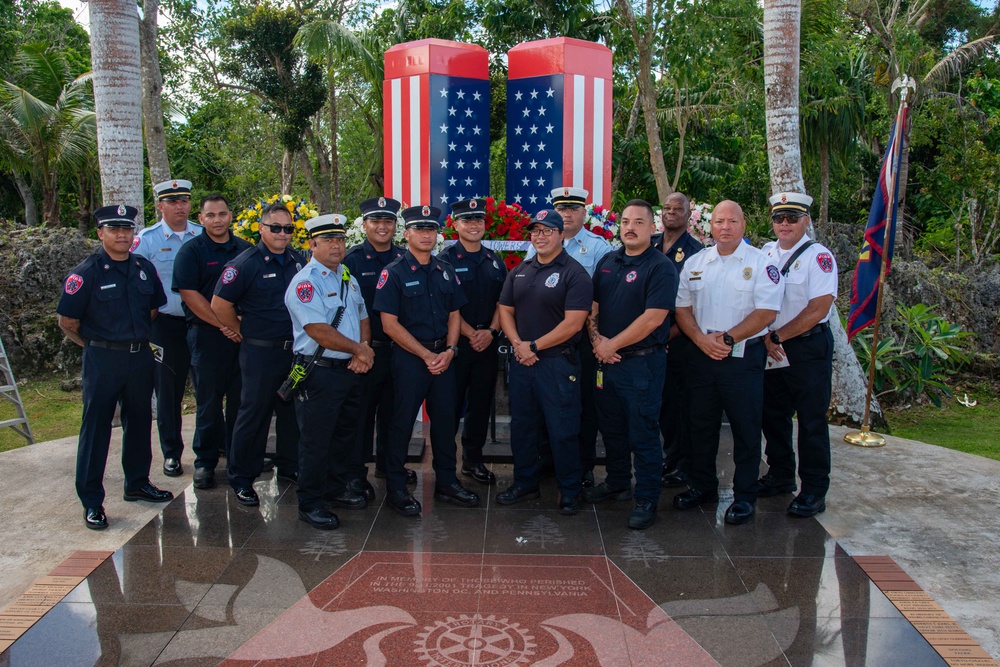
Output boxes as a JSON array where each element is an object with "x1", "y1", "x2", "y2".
[
  {"x1": 563, "y1": 73, "x2": 611, "y2": 206},
  {"x1": 384, "y1": 75, "x2": 429, "y2": 208}
]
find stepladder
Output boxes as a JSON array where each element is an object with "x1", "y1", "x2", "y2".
[{"x1": 0, "y1": 336, "x2": 34, "y2": 445}]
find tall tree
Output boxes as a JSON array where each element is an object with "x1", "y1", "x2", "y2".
[
  {"x1": 88, "y1": 0, "x2": 144, "y2": 225},
  {"x1": 0, "y1": 44, "x2": 96, "y2": 226},
  {"x1": 140, "y1": 0, "x2": 170, "y2": 187}
]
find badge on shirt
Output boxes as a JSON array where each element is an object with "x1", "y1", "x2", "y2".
[
  {"x1": 579, "y1": 245, "x2": 588, "y2": 254},
  {"x1": 221, "y1": 266, "x2": 238, "y2": 284},
  {"x1": 64, "y1": 273, "x2": 84, "y2": 295},
  {"x1": 159, "y1": 247, "x2": 172, "y2": 252},
  {"x1": 743, "y1": 267, "x2": 753, "y2": 280},
  {"x1": 766, "y1": 265, "x2": 781, "y2": 284},
  {"x1": 626, "y1": 270, "x2": 637, "y2": 283},
  {"x1": 443, "y1": 270, "x2": 449, "y2": 281},
  {"x1": 296, "y1": 281, "x2": 314, "y2": 303},
  {"x1": 545, "y1": 272, "x2": 560, "y2": 288},
  {"x1": 675, "y1": 249, "x2": 684, "y2": 263},
  {"x1": 817, "y1": 253, "x2": 834, "y2": 273},
  {"x1": 139, "y1": 270, "x2": 147, "y2": 281},
  {"x1": 793, "y1": 260, "x2": 801, "y2": 271},
  {"x1": 129, "y1": 237, "x2": 140, "y2": 253},
  {"x1": 376, "y1": 269, "x2": 388, "y2": 290},
  {"x1": 493, "y1": 259, "x2": 499, "y2": 269}
]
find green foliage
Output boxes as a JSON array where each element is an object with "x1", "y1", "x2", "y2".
[{"x1": 850, "y1": 303, "x2": 974, "y2": 407}]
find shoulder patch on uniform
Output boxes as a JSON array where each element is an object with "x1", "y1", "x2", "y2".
[
  {"x1": 296, "y1": 281, "x2": 314, "y2": 303},
  {"x1": 221, "y1": 266, "x2": 238, "y2": 285},
  {"x1": 129, "y1": 237, "x2": 140, "y2": 253},
  {"x1": 64, "y1": 273, "x2": 84, "y2": 295},
  {"x1": 376, "y1": 269, "x2": 388, "y2": 290},
  {"x1": 766, "y1": 265, "x2": 780, "y2": 284},
  {"x1": 817, "y1": 253, "x2": 834, "y2": 273}
]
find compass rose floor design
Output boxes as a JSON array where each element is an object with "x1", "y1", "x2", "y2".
[{"x1": 1, "y1": 461, "x2": 981, "y2": 666}]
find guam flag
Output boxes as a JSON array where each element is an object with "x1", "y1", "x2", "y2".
[{"x1": 846, "y1": 101, "x2": 909, "y2": 340}]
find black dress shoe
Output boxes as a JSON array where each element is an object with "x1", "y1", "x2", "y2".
[
  {"x1": 724, "y1": 500, "x2": 756, "y2": 525},
  {"x1": 583, "y1": 482, "x2": 632, "y2": 503},
  {"x1": 434, "y1": 482, "x2": 481, "y2": 507},
  {"x1": 757, "y1": 473, "x2": 796, "y2": 497},
  {"x1": 582, "y1": 470, "x2": 595, "y2": 488},
  {"x1": 348, "y1": 478, "x2": 376, "y2": 502},
  {"x1": 559, "y1": 494, "x2": 580, "y2": 515},
  {"x1": 299, "y1": 507, "x2": 339, "y2": 530},
  {"x1": 495, "y1": 484, "x2": 541, "y2": 505},
  {"x1": 788, "y1": 493, "x2": 826, "y2": 517},
  {"x1": 387, "y1": 490, "x2": 421, "y2": 516},
  {"x1": 232, "y1": 486, "x2": 259, "y2": 506},
  {"x1": 85, "y1": 506, "x2": 108, "y2": 530},
  {"x1": 461, "y1": 462, "x2": 497, "y2": 485},
  {"x1": 661, "y1": 469, "x2": 690, "y2": 488},
  {"x1": 375, "y1": 467, "x2": 418, "y2": 484},
  {"x1": 276, "y1": 469, "x2": 298, "y2": 483},
  {"x1": 672, "y1": 488, "x2": 719, "y2": 510},
  {"x1": 628, "y1": 500, "x2": 657, "y2": 529},
  {"x1": 162, "y1": 458, "x2": 183, "y2": 477},
  {"x1": 123, "y1": 483, "x2": 174, "y2": 503},
  {"x1": 193, "y1": 467, "x2": 215, "y2": 489},
  {"x1": 326, "y1": 489, "x2": 368, "y2": 510}
]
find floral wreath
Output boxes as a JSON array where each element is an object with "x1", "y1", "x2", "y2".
[
  {"x1": 234, "y1": 194, "x2": 318, "y2": 252},
  {"x1": 443, "y1": 197, "x2": 533, "y2": 269},
  {"x1": 584, "y1": 204, "x2": 619, "y2": 246}
]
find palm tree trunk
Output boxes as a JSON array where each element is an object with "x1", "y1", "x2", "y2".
[
  {"x1": 12, "y1": 171, "x2": 38, "y2": 227},
  {"x1": 762, "y1": 0, "x2": 805, "y2": 193},
  {"x1": 41, "y1": 177, "x2": 60, "y2": 227},
  {"x1": 89, "y1": 0, "x2": 145, "y2": 229},
  {"x1": 140, "y1": 0, "x2": 170, "y2": 189},
  {"x1": 328, "y1": 63, "x2": 340, "y2": 212}
]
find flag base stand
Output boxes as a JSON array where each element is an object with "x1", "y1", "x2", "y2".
[{"x1": 844, "y1": 425, "x2": 886, "y2": 448}]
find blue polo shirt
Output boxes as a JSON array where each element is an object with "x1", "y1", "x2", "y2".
[
  {"x1": 593, "y1": 245, "x2": 677, "y2": 351},
  {"x1": 171, "y1": 232, "x2": 252, "y2": 325},
  {"x1": 213, "y1": 243, "x2": 305, "y2": 341},
  {"x1": 499, "y1": 250, "x2": 592, "y2": 347}
]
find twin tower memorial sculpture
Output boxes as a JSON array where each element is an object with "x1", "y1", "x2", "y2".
[{"x1": 382, "y1": 37, "x2": 612, "y2": 221}]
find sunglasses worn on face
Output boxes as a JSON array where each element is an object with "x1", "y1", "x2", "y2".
[
  {"x1": 772, "y1": 214, "x2": 805, "y2": 225},
  {"x1": 265, "y1": 224, "x2": 296, "y2": 234}
]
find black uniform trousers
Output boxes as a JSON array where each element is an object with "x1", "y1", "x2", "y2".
[
  {"x1": 294, "y1": 364, "x2": 361, "y2": 511},
  {"x1": 385, "y1": 346, "x2": 459, "y2": 494},
  {"x1": 508, "y1": 353, "x2": 583, "y2": 497},
  {"x1": 686, "y1": 339, "x2": 767, "y2": 503},
  {"x1": 660, "y1": 335, "x2": 696, "y2": 473},
  {"x1": 595, "y1": 350, "x2": 666, "y2": 505},
  {"x1": 761, "y1": 327, "x2": 834, "y2": 496},
  {"x1": 355, "y1": 343, "x2": 393, "y2": 478},
  {"x1": 227, "y1": 342, "x2": 299, "y2": 489},
  {"x1": 188, "y1": 325, "x2": 241, "y2": 471},
  {"x1": 453, "y1": 337, "x2": 499, "y2": 464},
  {"x1": 77, "y1": 344, "x2": 155, "y2": 507},
  {"x1": 150, "y1": 314, "x2": 191, "y2": 459},
  {"x1": 578, "y1": 335, "x2": 599, "y2": 473}
]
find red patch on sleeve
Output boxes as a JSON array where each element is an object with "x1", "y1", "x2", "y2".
[
  {"x1": 817, "y1": 253, "x2": 834, "y2": 273},
  {"x1": 64, "y1": 273, "x2": 84, "y2": 295},
  {"x1": 376, "y1": 269, "x2": 388, "y2": 290},
  {"x1": 296, "y1": 281, "x2": 314, "y2": 303}
]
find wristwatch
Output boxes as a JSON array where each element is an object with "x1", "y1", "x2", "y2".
[
  {"x1": 488, "y1": 327, "x2": 499, "y2": 338},
  {"x1": 769, "y1": 331, "x2": 781, "y2": 345},
  {"x1": 529, "y1": 341, "x2": 539, "y2": 354},
  {"x1": 447, "y1": 344, "x2": 459, "y2": 356},
  {"x1": 722, "y1": 332, "x2": 735, "y2": 347}
]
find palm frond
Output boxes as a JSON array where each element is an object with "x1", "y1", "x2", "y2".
[{"x1": 922, "y1": 34, "x2": 998, "y2": 90}]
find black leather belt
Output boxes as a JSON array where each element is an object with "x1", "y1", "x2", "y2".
[
  {"x1": 794, "y1": 322, "x2": 830, "y2": 339},
  {"x1": 537, "y1": 345, "x2": 574, "y2": 359},
  {"x1": 191, "y1": 323, "x2": 217, "y2": 331},
  {"x1": 621, "y1": 347, "x2": 660, "y2": 359},
  {"x1": 370, "y1": 340, "x2": 391, "y2": 348},
  {"x1": 245, "y1": 337, "x2": 293, "y2": 350},
  {"x1": 418, "y1": 337, "x2": 447, "y2": 351},
  {"x1": 746, "y1": 336, "x2": 764, "y2": 346},
  {"x1": 158, "y1": 313, "x2": 186, "y2": 321},
  {"x1": 313, "y1": 357, "x2": 351, "y2": 368},
  {"x1": 89, "y1": 340, "x2": 147, "y2": 353}
]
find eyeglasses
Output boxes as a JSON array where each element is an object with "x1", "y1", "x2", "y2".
[
  {"x1": 265, "y1": 223, "x2": 296, "y2": 234},
  {"x1": 529, "y1": 227, "x2": 558, "y2": 237},
  {"x1": 772, "y1": 214, "x2": 805, "y2": 225}
]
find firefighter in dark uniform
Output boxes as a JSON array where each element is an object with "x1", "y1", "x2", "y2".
[
  {"x1": 652, "y1": 192, "x2": 704, "y2": 488},
  {"x1": 373, "y1": 205, "x2": 480, "y2": 516},
  {"x1": 586, "y1": 199, "x2": 677, "y2": 529},
  {"x1": 497, "y1": 209, "x2": 593, "y2": 515},
  {"x1": 343, "y1": 197, "x2": 410, "y2": 497},
  {"x1": 672, "y1": 200, "x2": 784, "y2": 525},
  {"x1": 212, "y1": 202, "x2": 304, "y2": 506},
  {"x1": 438, "y1": 197, "x2": 506, "y2": 485},
  {"x1": 134, "y1": 179, "x2": 202, "y2": 478},
  {"x1": 172, "y1": 193, "x2": 251, "y2": 489},
  {"x1": 285, "y1": 214, "x2": 374, "y2": 529},
  {"x1": 760, "y1": 192, "x2": 838, "y2": 517},
  {"x1": 57, "y1": 204, "x2": 174, "y2": 530}
]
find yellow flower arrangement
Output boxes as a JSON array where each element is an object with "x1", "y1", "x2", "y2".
[{"x1": 234, "y1": 194, "x2": 318, "y2": 251}]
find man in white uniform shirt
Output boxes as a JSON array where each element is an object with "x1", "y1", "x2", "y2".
[
  {"x1": 759, "y1": 192, "x2": 838, "y2": 518},
  {"x1": 672, "y1": 200, "x2": 784, "y2": 525}
]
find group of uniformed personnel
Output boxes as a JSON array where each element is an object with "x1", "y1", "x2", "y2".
[{"x1": 58, "y1": 176, "x2": 837, "y2": 532}]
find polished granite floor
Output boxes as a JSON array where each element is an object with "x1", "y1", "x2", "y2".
[{"x1": 3, "y1": 454, "x2": 956, "y2": 667}]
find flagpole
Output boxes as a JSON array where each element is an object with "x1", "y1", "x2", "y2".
[{"x1": 845, "y1": 75, "x2": 914, "y2": 447}]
